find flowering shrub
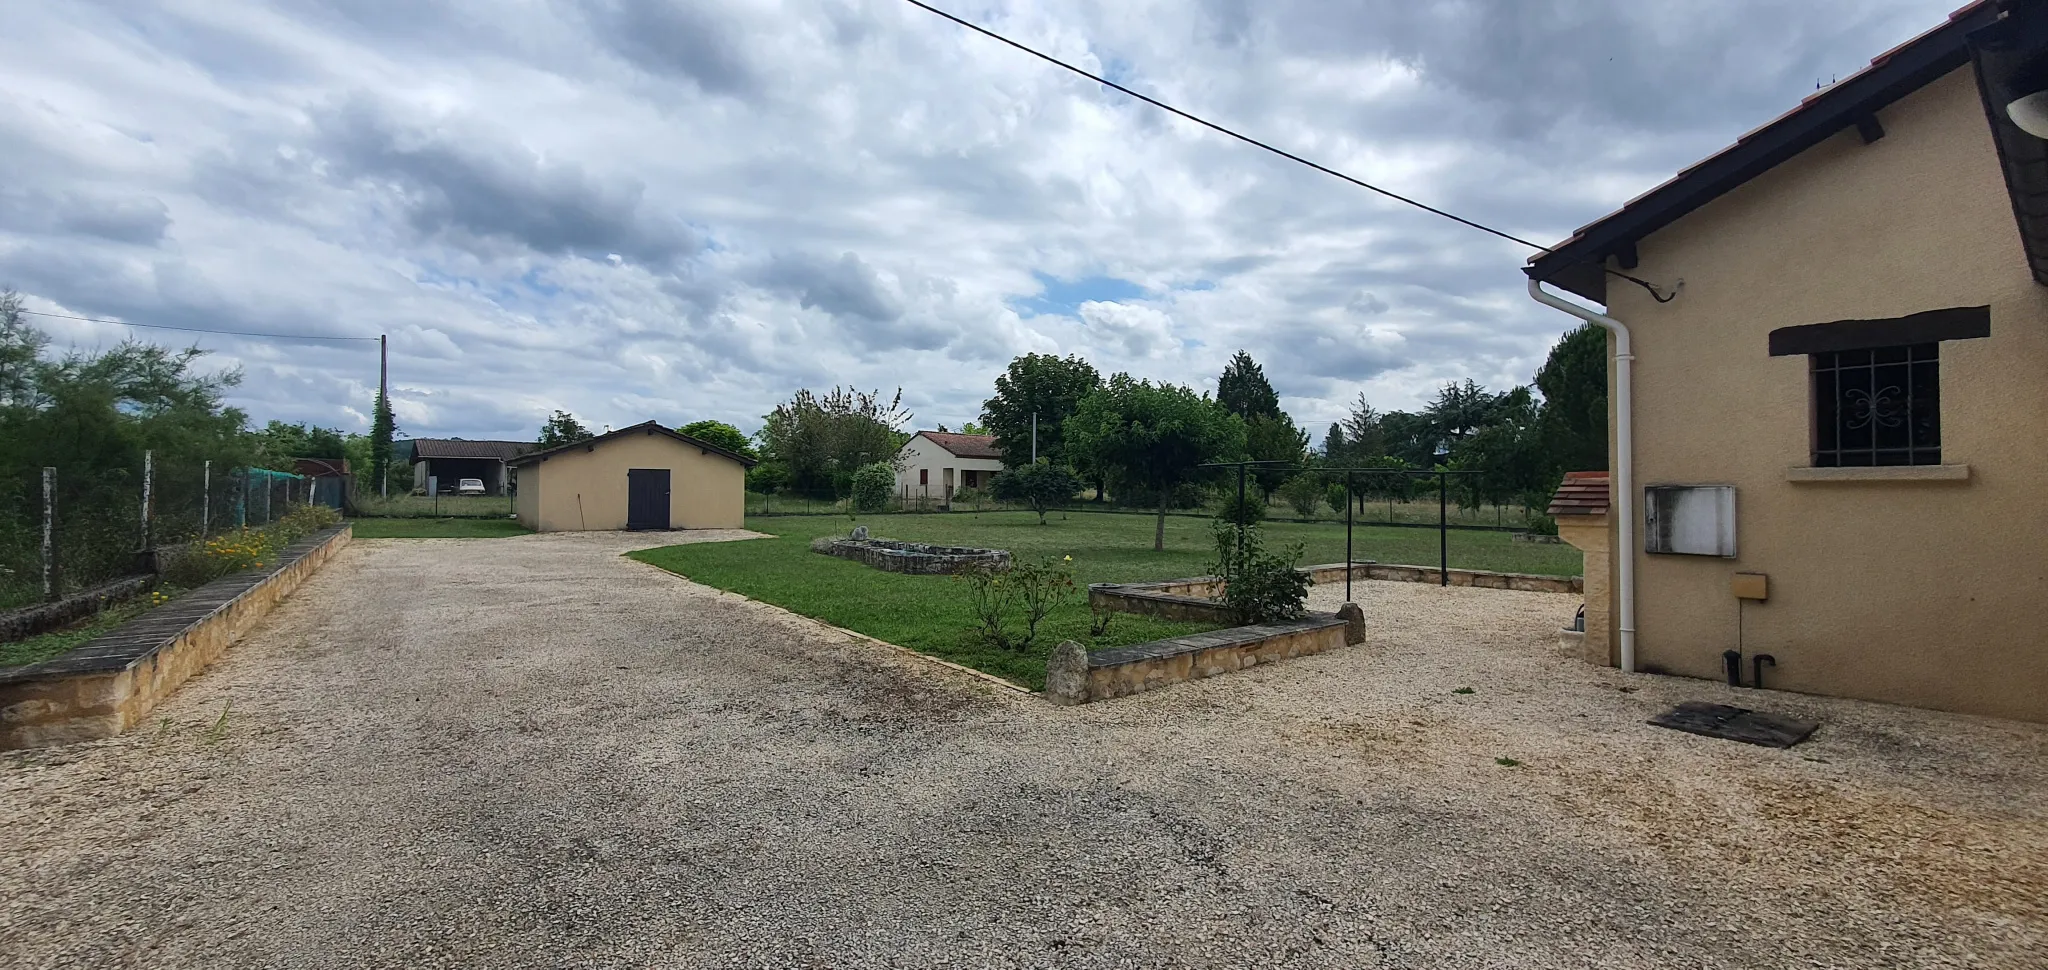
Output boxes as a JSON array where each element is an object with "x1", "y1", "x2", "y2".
[{"x1": 160, "y1": 504, "x2": 343, "y2": 588}]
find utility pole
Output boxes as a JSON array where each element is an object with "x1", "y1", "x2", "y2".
[
  {"x1": 202, "y1": 460, "x2": 211, "y2": 538},
  {"x1": 379, "y1": 333, "x2": 389, "y2": 500},
  {"x1": 140, "y1": 450, "x2": 154, "y2": 564}
]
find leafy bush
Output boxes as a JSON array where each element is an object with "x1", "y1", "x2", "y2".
[
  {"x1": 1210, "y1": 522, "x2": 1309, "y2": 625},
  {"x1": 1216, "y1": 490, "x2": 1266, "y2": 526},
  {"x1": 1526, "y1": 513, "x2": 1559, "y2": 536},
  {"x1": 989, "y1": 461, "x2": 1081, "y2": 525},
  {"x1": 1277, "y1": 474, "x2": 1324, "y2": 520},
  {"x1": 954, "y1": 555, "x2": 1075, "y2": 651},
  {"x1": 159, "y1": 504, "x2": 341, "y2": 588},
  {"x1": 849, "y1": 462, "x2": 895, "y2": 513},
  {"x1": 948, "y1": 487, "x2": 984, "y2": 508},
  {"x1": 1325, "y1": 483, "x2": 1349, "y2": 517}
]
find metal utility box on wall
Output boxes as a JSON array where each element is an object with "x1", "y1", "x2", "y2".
[{"x1": 1644, "y1": 485, "x2": 1738, "y2": 557}]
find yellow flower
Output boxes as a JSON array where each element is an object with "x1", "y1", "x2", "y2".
[{"x1": 1063, "y1": 555, "x2": 1072, "y2": 561}]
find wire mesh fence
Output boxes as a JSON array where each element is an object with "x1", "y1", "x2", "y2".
[{"x1": 0, "y1": 456, "x2": 312, "y2": 611}]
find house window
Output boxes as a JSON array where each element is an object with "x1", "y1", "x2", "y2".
[
  {"x1": 1810, "y1": 343, "x2": 1940, "y2": 466},
  {"x1": 919, "y1": 469, "x2": 928, "y2": 486}
]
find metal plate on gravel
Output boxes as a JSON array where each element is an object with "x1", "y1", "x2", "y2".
[{"x1": 1648, "y1": 702, "x2": 1819, "y2": 748}]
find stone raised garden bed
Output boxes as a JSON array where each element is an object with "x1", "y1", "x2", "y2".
[
  {"x1": 810, "y1": 534, "x2": 1010, "y2": 575},
  {"x1": 1045, "y1": 614, "x2": 1355, "y2": 705},
  {"x1": 0, "y1": 574, "x2": 158, "y2": 643},
  {"x1": 0, "y1": 524, "x2": 351, "y2": 749}
]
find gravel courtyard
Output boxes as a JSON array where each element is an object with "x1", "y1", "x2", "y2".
[{"x1": 3, "y1": 531, "x2": 2044, "y2": 969}]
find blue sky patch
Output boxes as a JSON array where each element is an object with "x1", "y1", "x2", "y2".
[{"x1": 1013, "y1": 271, "x2": 1147, "y2": 317}]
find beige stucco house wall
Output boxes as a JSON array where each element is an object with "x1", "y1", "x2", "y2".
[
  {"x1": 512, "y1": 424, "x2": 748, "y2": 532},
  {"x1": 1595, "y1": 67, "x2": 2048, "y2": 722}
]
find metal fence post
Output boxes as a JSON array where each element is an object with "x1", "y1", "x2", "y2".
[
  {"x1": 42, "y1": 467, "x2": 58, "y2": 602},
  {"x1": 141, "y1": 449, "x2": 154, "y2": 555},
  {"x1": 1438, "y1": 470, "x2": 1449, "y2": 586},
  {"x1": 202, "y1": 459, "x2": 211, "y2": 537}
]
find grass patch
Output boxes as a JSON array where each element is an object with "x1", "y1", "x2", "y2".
[
  {"x1": 0, "y1": 587, "x2": 186, "y2": 669},
  {"x1": 349, "y1": 517, "x2": 531, "y2": 538},
  {"x1": 630, "y1": 531, "x2": 1223, "y2": 691}
]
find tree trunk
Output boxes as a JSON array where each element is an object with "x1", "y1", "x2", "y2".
[{"x1": 1154, "y1": 496, "x2": 1166, "y2": 551}]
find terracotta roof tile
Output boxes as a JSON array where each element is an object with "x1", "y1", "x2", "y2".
[
  {"x1": 919, "y1": 432, "x2": 1003, "y2": 459},
  {"x1": 1547, "y1": 471, "x2": 1611, "y2": 517}
]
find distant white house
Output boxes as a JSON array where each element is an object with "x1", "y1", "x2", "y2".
[{"x1": 894, "y1": 431, "x2": 1004, "y2": 507}]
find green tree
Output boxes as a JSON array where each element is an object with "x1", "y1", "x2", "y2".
[
  {"x1": 1423, "y1": 379, "x2": 1500, "y2": 452},
  {"x1": 677, "y1": 419, "x2": 757, "y2": 460},
  {"x1": 989, "y1": 461, "x2": 1081, "y2": 525},
  {"x1": 1064, "y1": 375, "x2": 1246, "y2": 551},
  {"x1": 1323, "y1": 423, "x2": 1347, "y2": 462},
  {"x1": 1457, "y1": 386, "x2": 1546, "y2": 511},
  {"x1": 1380, "y1": 410, "x2": 1437, "y2": 468},
  {"x1": 958, "y1": 420, "x2": 987, "y2": 435},
  {"x1": 1339, "y1": 394, "x2": 1386, "y2": 460},
  {"x1": 980, "y1": 353, "x2": 1101, "y2": 469},
  {"x1": 252, "y1": 421, "x2": 345, "y2": 472},
  {"x1": 760, "y1": 387, "x2": 911, "y2": 492},
  {"x1": 1243, "y1": 412, "x2": 1308, "y2": 498},
  {"x1": 1216, "y1": 350, "x2": 1281, "y2": 420},
  {"x1": 1534, "y1": 323, "x2": 1609, "y2": 474},
  {"x1": 370, "y1": 387, "x2": 396, "y2": 497},
  {"x1": 538, "y1": 410, "x2": 593, "y2": 449}
]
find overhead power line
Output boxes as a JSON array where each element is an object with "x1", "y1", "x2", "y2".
[
  {"x1": 896, "y1": 0, "x2": 1675, "y2": 301},
  {"x1": 14, "y1": 308, "x2": 380, "y2": 343}
]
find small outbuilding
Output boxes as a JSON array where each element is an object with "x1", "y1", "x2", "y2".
[
  {"x1": 509, "y1": 421, "x2": 756, "y2": 532},
  {"x1": 893, "y1": 431, "x2": 1004, "y2": 508}
]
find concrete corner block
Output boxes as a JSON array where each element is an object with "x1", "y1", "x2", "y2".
[
  {"x1": 1336, "y1": 602, "x2": 1366, "y2": 645},
  {"x1": 1044, "y1": 640, "x2": 1090, "y2": 706}
]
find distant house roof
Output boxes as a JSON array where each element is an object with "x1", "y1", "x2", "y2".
[
  {"x1": 917, "y1": 432, "x2": 1002, "y2": 459},
  {"x1": 407, "y1": 438, "x2": 536, "y2": 463},
  {"x1": 507, "y1": 420, "x2": 759, "y2": 469},
  {"x1": 1526, "y1": 1, "x2": 2026, "y2": 302},
  {"x1": 294, "y1": 457, "x2": 350, "y2": 478},
  {"x1": 1547, "y1": 471, "x2": 1611, "y2": 518}
]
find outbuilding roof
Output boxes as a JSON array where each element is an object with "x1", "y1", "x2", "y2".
[
  {"x1": 507, "y1": 420, "x2": 759, "y2": 468},
  {"x1": 917, "y1": 432, "x2": 1003, "y2": 459},
  {"x1": 1547, "y1": 471, "x2": 1611, "y2": 518},
  {"x1": 1525, "y1": 1, "x2": 2027, "y2": 302},
  {"x1": 407, "y1": 438, "x2": 536, "y2": 463}
]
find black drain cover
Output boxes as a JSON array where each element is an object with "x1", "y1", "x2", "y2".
[{"x1": 1649, "y1": 702, "x2": 1819, "y2": 748}]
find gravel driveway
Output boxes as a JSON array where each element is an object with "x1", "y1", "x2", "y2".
[{"x1": 4, "y1": 531, "x2": 2044, "y2": 969}]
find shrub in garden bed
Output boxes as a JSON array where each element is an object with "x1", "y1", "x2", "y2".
[{"x1": 160, "y1": 505, "x2": 341, "y2": 587}]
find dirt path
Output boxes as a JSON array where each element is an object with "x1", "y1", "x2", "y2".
[{"x1": 3, "y1": 532, "x2": 2043, "y2": 969}]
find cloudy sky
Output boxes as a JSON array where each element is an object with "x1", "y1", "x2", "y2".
[{"x1": 1, "y1": 0, "x2": 1959, "y2": 442}]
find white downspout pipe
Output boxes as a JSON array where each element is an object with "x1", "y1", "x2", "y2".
[{"x1": 1527, "y1": 278, "x2": 1637, "y2": 674}]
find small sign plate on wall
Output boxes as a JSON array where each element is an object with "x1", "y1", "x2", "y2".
[{"x1": 1644, "y1": 485, "x2": 1737, "y2": 557}]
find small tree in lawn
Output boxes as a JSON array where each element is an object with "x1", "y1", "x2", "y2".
[
  {"x1": 677, "y1": 419, "x2": 758, "y2": 460},
  {"x1": 1277, "y1": 473, "x2": 1324, "y2": 521},
  {"x1": 849, "y1": 462, "x2": 894, "y2": 513},
  {"x1": 1064, "y1": 375, "x2": 1246, "y2": 551},
  {"x1": 989, "y1": 461, "x2": 1081, "y2": 525}
]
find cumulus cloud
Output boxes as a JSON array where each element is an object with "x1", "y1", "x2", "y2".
[{"x1": 0, "y1": 0, "x2": 1962, "y2": 438}]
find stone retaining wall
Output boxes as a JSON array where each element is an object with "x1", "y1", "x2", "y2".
[
  {"x1": 1086, "y1": 577, "x2": 1233, "y2": 624},
  {"x1": 1044, "y1": 615, "x2": 1350, "y2": 705},
  {"x1": 1356, "y1": 563, "x2": 1581, "y2": 594},
  {"x1": 0, "y1": 525, "x2": 351, "y2": 749}
]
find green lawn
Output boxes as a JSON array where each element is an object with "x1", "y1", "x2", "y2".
[
  {"x1": 349, "y1": 517, "x2": 531, "y2": 538},
  {"x1": 630, "y1": 510, "x2": 1579, "y2": 691}
]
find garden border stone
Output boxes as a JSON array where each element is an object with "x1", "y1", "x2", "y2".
[
  {"x1": 0, "y1": 574, "x2": 158, "y2": 643},
  {"x1": 1044, "y1": 614, "x2": 1351, "y2": 705},
  {"x1": 810, "y1": 535, "x2": 1010, "y2": 575},
  {"x1": 0, "y1": 524, "x2": 351, "y2": 750}
]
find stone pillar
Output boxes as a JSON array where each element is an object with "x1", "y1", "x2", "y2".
[
  {"x1": 1335, "y1": 602, "x2": 1366, "y2": 646},
  {"x1": 1554, "y1": 512, "x2": 1615, "y2": 667},
  {"x1": 1045, "y1": 640, "x2": 1089, "y2": 706}
]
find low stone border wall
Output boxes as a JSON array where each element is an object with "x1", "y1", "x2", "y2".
[
  {"x1": 1086, "y1": 576, "x2": 1232, "y2": 624},
  {"x1": 0, "y1": 524, "x2": 351, "y2": 749},
  {"x1": 810, "y1": 536, "x2": 1010, "y2": 575},
  {"x1": 1358, "y1": 563, "x2": 1581, "y2": 594},
  {"x1": 1045, "y1": 614, "x2": 1352, "y2": 705},
  {"x1": 0, "y1": 575, "x2": 158, "y2": 643}
]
